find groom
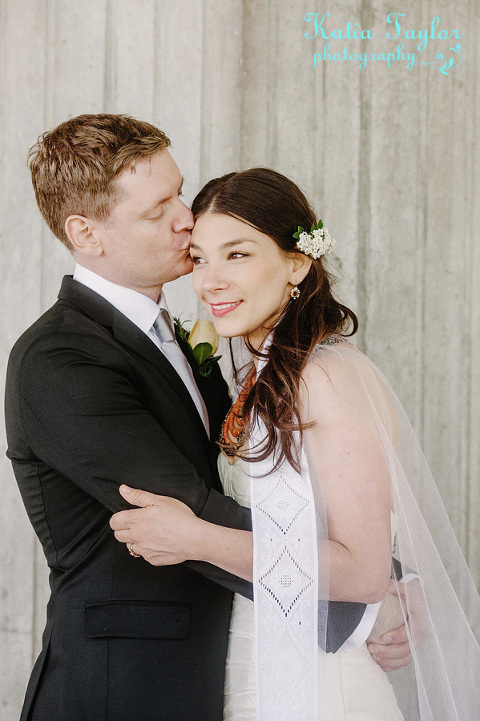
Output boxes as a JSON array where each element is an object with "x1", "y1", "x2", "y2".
[{"x1": 5, "y1": 114, "x2": 409, "y2": 721}]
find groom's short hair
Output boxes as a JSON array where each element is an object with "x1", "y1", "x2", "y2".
[{"x1": 28, "y1": 114, "x2": 171, "y2": 249}]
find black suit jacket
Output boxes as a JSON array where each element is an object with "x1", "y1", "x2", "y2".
[
  {"x1": 5, "y1": 276, "x2": 366, "y2": 721},
  {"x1": 5, "y1": 277, "x2": 253, "y2": 721}
]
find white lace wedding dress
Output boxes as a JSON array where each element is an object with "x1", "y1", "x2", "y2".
[{"x1": 219, "y1": 452, "x2": 404, "y2": 721}]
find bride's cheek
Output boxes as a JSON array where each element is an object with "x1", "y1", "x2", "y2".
[{"x1": 201, "y1": 299, "x2": 211, "y2": 315}]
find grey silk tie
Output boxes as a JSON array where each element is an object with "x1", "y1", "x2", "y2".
[{"x1": 153, "y1": 309, "x2": 210, "y2": 435}]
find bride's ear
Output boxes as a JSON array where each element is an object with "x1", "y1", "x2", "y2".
[{"x1": 288, "y1": 251, "x2": 312, "y2": 286}]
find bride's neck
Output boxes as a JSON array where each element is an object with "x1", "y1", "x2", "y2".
[{"x1": 242, "y1": 332, "x2": 270, "y2": 368}]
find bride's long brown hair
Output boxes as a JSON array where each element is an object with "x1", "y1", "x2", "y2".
[{"x1": 192, "y1": 168, "x2": 358, "y2": 472}]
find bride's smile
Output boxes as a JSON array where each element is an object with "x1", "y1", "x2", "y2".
[
  {"x1": 209, "y1": 300, "x2": 243, "y2": 317},
  {"x1": 190, "y1": 212, "x2": 308, "y2": 349}
]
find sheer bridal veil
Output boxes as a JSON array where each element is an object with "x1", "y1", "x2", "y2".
[{"x1": 247, "y1": 341, "x2": 479, "y2": 721}]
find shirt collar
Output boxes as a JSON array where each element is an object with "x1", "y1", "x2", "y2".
[{"x1": 73, "y1": 264, "x2": 168, "y2": 334}]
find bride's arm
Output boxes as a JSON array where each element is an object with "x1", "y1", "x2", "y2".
[{"x1": 299, "y1": 352, "x2": 392, "y2": 604}]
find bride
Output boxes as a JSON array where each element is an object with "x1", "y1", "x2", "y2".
[{"x1": 111, "y1": 168, "x2": 480, "y2": 720}]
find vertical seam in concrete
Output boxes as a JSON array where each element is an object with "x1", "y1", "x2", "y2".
[
  {"x1": 36, "y1": 1, "x2": 56, "y2": 659},
  {"x1": 240, "y1": 0, "x2": 248, "y2": 167},
  {"x1": 416, "y1": 18, "x2": 427, "y2": 455},
  {"x1": 419, "y1": 112, "x2": 428, "y2": 453},
  {"x1": 152, "y1": 0, "x2": 159, "y2": 120},
  {"x1": 319, "y1": 33, "x2": 326, "y2": 210},
  {"x1": 0, "y1": 0, "x2": 8, "y2": 182},
  {"x1": 419, "y1": 12, "x2": 430, "y2": 507},
  {"x1": 269, "y1": 0, "x2": 278, "y2": 167},
  {"x1": 43, "y1": 0, "x2": 55, "y2": 129},
  {"x1": 39, "y1": 0, "x2": 55, "y2": 316},
  {"x1": 454, "y1": 16, "x2": 469, "y2": 552},
  {"x1": 418, "y1": 0, "x2": 435, "y2": 471},
  {"x1": 103, "y1": 0, "x2": 115, "y2": 113},
  {"x1": 196, "y1": 0, "x2": 207, "y2": 318},
  {"x1": 464, "y1": 0, "x2": 476, "y2": 563},
  {"x1": 356, "y1": 0, "x2": 373, "y2": 353},
  {"x1": 237, "y1": 0, "x2": 244, "y2": 169},
  {"x1": 311, "y1": 15, "x2": 325, "y2": 211},
  {"x1": 148, "y1": 0, "x2": 155, "y2": 120},
  {"x1": 199, "y1": 0, "x2": 208, "y2": 182}
]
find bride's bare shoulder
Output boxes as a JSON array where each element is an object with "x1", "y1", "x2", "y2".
[
  {"x1": 300, "y1": 340, "x2": 374, "y2": 422},
  {"x1": 303, "y1": 338, "x2": 366, "y2": 382}
]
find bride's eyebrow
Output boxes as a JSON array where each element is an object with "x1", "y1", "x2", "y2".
[
  {"x1": 190, "y1": 239, "x2": 257, "y2": 251},
  {"x1": 221, "y1": 239, "x2": 257, "y2": 249}
]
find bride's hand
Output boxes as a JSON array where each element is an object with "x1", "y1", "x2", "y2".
[{"x1": 110, "y1": 485, "x2": 203, "y2": 565}]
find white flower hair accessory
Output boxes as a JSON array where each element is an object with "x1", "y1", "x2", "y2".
[{"x1": 293, "y1": 219, "x2": 336, "y2": 259}]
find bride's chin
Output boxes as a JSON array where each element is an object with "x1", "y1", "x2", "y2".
[{"x1": 213, "y1": 327, "x2": 236, "y2": 340}]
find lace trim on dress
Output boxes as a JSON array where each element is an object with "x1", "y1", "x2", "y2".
[{"x1": 250, "y1": 441, "x2": 320, "y2": 721}]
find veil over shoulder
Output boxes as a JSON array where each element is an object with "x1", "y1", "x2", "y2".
[{"x1": 248, "y1": 340, "x2": 480, "y2": 721}]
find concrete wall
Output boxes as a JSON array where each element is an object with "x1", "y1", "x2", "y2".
[{"x1": 0, "y1": 0, "x2": 478, "y2": 716}]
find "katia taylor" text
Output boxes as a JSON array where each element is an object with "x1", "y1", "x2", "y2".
[{"x1": 304, "y1": 12, "x2": 464, "y2": 52}]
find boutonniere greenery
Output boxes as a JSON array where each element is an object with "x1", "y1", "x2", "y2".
[{"x1": 174, "y1": 317, "x2": 222, "y2": 378}]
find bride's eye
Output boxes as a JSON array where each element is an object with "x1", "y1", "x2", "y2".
[
  {"x1": 229, "y1": 251, "x2": 249, "y2": 260},
  {"x1": 190, "y1": 255, "x2": 205, "y2": 265}
]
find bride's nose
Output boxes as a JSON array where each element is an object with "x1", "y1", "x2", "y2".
[{"x1": 201, "y1": 263, "x2": 229, "y2": 292}]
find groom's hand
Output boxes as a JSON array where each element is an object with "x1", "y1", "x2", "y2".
[
  {"x1": 110, "y1": 485, "x2": 202, "y2": 565},
  {"x1": 367, "y1": 578, "x2": 429, "y2": 672},
  {"x1": 367, "y1": 579, "x2": 411, "y2": 671},
  {"x1": 368, "y1": 626, "x2": 412, "y2": 672}
]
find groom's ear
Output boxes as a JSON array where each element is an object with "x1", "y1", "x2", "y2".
[
  {"x1": 288, "y1": 251, "x2": 312, "y2": 285},
  {"x1": 65, "y1": 215, "x2": 104, "y2": 257}
]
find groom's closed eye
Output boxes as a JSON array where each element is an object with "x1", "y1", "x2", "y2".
[{"x1": 144, "y1": 181, "x2": 185, "y2": 220}]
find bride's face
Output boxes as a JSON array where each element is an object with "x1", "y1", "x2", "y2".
[{"x1": 190, "y1": 212, "x2": 308, "y2": 349}]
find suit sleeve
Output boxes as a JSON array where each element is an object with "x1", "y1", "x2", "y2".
[{"x1": 12, "y1": 330, "x2": 253, "y2": 596}]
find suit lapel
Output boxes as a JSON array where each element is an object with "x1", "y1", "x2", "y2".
[
  {"x1": 58, "y1": 276, "x2": 209, "y2": 440},
  {"x1": 175, "y1": 330, "x2": 230, "y2": 436}
]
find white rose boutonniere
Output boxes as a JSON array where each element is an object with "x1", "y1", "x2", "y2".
[{"x1": 174, "y1": 317, "x2": 222, "y2": 378}]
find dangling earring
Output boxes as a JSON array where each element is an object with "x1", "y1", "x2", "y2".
[{"x1": 290, "y1": 286, "x2": 300, "y2": 300}]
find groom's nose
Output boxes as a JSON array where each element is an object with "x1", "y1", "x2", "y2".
[{"x1": 172, "y1": 199, "x2": 194, "y2": 233}]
